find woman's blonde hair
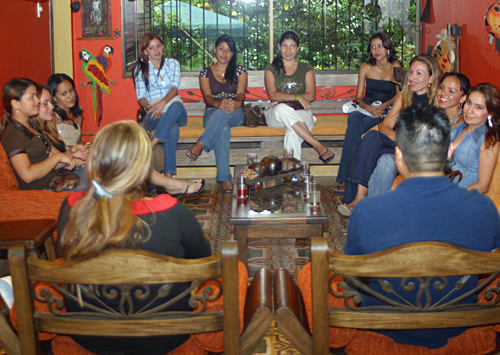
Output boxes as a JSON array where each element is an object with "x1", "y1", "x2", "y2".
[
  {"x1": 60, "y1": 121, "x2": 153, "y2": 260},
  {"x1": 401, "y1": 54, "x2": 442, "y2": 109},
  {"x1": 30, "y1": 85, "x2": 60, "y2": 145}
]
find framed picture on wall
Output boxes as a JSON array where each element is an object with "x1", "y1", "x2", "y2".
[{"x1": 82, "y1": 0, "x2": 112, "y2": 38}]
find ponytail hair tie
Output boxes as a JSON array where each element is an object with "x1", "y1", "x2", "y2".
[{"x1": 92, "y1": 180, "x2": 113, "y2": 200}]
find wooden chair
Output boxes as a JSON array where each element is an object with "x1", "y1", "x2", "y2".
[
  {"x1": 275, "y1": 237, "x2": 500, "y2": 355},
  {"x1": 9, "y1": 241, "x2": 273, "y2": 355}
]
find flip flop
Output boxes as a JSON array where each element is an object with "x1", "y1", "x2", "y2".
[
  {"x1": 319, "y1": 149, "x2": 335, "y2": 164},
  {"x1": 337, "y1": 203, "x2": 353, "y2": 217},
  {"x1": 171, "y1": 179, "x2": 205, "y2": 198},
  {"x1": 186, "y1": 149, "x2": 199, "y2": 162},
  {"x1": 334, "y1": 183, "x2": 345, "y2": 195}
]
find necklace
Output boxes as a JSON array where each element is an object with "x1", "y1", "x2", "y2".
[
  {"x1": 450, "y1": 109, "x2": 462, "y2": 125},
  {"x1": 376, "y1": 62, "x2": 390, "y2": 71}
]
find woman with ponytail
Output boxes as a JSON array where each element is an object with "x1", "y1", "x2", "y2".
[
  {"x1": 56, "y1": 120, "x2": 211, "y2": 353},
  {"x1": 264, "y1": 30, "x2": 334, "y2": 163}
]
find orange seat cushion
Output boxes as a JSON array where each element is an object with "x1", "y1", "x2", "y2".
[
  {"x1": 179, "y1": 114, "x2": 348, "y2": 139},
  {"x1": 298, "y1": 262, "x2": 498, "y2": 355}
]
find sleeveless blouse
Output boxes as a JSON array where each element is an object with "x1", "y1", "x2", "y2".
[
  {"x1": 363, "y1": 78, "x2": 397, "y2": 105},
  {"x1": 449, "y1": 123, "x2": 487, "y2": 188}
]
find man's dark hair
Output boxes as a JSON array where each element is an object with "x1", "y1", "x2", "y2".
[{"x1": 395, "y1": 105, "x2": 451, "y2": 173}]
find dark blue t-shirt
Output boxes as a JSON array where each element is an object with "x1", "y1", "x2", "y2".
[{"x1": 346, "y1": 176, "x2": 500, "y2": 348}]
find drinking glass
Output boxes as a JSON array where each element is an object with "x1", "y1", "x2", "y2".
[
  {"x1": 237, "y1": 175, "x2": 248, "y2": 200},
  {"x1": 309, "y1": 181, "x2": 321, "y2": 206},
  {"x1": 283, "y1": 148, "x2": 294, "y2": 159},
  {"x1": 247, "y1": 152, "x2": 258, "y2": 166}
]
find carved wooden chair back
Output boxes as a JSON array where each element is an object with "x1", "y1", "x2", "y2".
[
  {"x1": 310, "y1": 238, "x2": 500, "y2": 354},
  {"x1": 9, "y1": 241, "x2": 252, "y2": 355}
]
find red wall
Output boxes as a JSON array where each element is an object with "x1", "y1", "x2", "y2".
[
  {"x1": 71, "y1": 0, "x2": 137, "y2": 135},
  {"x1": 0, "y1": 0, "x2": 52, "y2": 112},
  {"x1": 421, "y1": 0, "x2": 500, "y2": 85}
]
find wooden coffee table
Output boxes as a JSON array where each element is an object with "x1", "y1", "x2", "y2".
[{"x1": 230, "y1": 183, "x2": 327, "y2": 264}]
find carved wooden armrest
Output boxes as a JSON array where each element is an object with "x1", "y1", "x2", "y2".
[
  {"x1": 240, "y1": 268, "x2": 273, "y2": 355},
  {"x1": 274, "y1": 268, "x2": 310, "y2": 333},
  {"x1": 274, "y1": 268, "x2": 313, "y2": 355}
]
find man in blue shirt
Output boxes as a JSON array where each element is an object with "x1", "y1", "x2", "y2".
[{"x1": 345, "y1": 104, "x2": 500, "y2": 348}]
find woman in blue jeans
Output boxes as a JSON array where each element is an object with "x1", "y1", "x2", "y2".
[
  {"x1": 133, "y1": 33, "x2": 187, "y2": 179},
  {"x1": 186, "y1": 34, "x2": 248, "y2": 193},
  {"x1": 338, "y1": 54, "x2": 441, "y2": 216},
  {"x1": 335, "y1": 32, "x2": 401, "y2": 193}
]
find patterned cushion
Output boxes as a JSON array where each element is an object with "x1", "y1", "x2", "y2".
[{"x1": 298, "y1": 262, "x2": 498, "y2": 355}]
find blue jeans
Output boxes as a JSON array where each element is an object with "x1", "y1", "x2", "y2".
[
  {"x1": 199, "y1": 107, "x2": 244, "y2": 182},
  {"x1": 337, "y1": 111, "x2": 381, "y2": 183},
  {"x1": 343, "y1": 131, "x2": 395, "y2": 204},
  {"x1": 145, "y1": 102, "x2": 187, "y2": 175},
  {"x1": 368, "y1": 154, "x2": 397, "y2": 197}
]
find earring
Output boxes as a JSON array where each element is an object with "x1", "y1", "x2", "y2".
[
  {"x1": 387, "y1": 50, "x2": 390, "y2": 57},
  {"x1": 488, "y1": 115, "x2": 493, "y2": 128}
]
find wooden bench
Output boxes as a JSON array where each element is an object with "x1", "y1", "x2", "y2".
[{"x1": 144, "y1": 71, "x2": 358, "y2": 174}]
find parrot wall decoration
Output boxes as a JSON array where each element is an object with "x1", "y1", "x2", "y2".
[{"x1": 79, "y1": 45, "x2": 113, "y2": 126}]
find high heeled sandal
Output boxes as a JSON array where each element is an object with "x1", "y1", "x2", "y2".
[{"x1": 186, "y1": 150, "x2": 199, "y2": 162}]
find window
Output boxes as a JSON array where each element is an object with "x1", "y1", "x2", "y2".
[{"x1": 122, "y1": 0, "x2": 417, "y2": 77}]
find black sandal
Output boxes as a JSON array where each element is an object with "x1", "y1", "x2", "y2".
[{"x1": 319, "y1": 149, "x2": 335, "y2": 164}]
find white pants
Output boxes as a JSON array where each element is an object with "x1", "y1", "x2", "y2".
[{"x1": 265, "y1": 104, "x2": 317, "y2": 159}]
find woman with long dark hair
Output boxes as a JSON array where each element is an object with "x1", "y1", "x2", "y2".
[
  {"x1": 264, "y1": 30, "x2": 334, "y2": 163},
  {"x1": 46, "y1": 73, "x2": 86, "y2": 147},
  {"x1": 186, "y1": 34, "x2": 248, "y2": 193},
  {"x1": 0, "y1": 78, "x2": 77, "y2": 190},
  {"x1": 335, "y1": 32, "x2": 402, "y2": 193},
  {"x1": 449, "y1": 83, "x2": 500, "y2": 192},
  {"x1": 133, "y1": 33, "x2": 187, "y2": 179}
]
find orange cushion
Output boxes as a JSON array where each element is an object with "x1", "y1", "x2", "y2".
[
  {"x1": 10, "y1": 281, "x2": 66, "y2": 341},
  {"x1": 178, "y1": 114, "x2": 348, "y2": 139},
  {"x1": 192, "y1": 260, "x2": 249, "y2": 353},
  {"x1": 0, "y1": 144, "x2": 19, "y2": 191},
  {"x1": 51, "y1": 335, "x2": 207, "y2": 355},
  {"x1": 297, "y1": 262, "x2": 357, "y2": 348},
  {"x1": 298, "y1": 262, "x2": 499, "y2": 354}
]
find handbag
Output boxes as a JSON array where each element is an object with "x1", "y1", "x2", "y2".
[
  {"x1": 278, "y1": 101, "x2": 304, "y2": 110},
  {"x1": 242, "y1": 104, "x2": 267, "y2": 127},
  {"x1": 48, "y1": 171, "x2": 81, "y2": 192}
]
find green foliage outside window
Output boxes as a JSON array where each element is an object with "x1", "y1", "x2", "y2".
[{"x1": 150, "y1": 0, "x2": 417, "y2": 72}]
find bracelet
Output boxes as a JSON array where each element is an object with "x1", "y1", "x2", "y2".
[{"x1": 294, "y1": 94, "x2": 300, "y2": 102}]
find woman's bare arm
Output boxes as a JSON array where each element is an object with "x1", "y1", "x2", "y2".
[{"x1": 467, "y1": 140, "x2": 500, "y2": 193}]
